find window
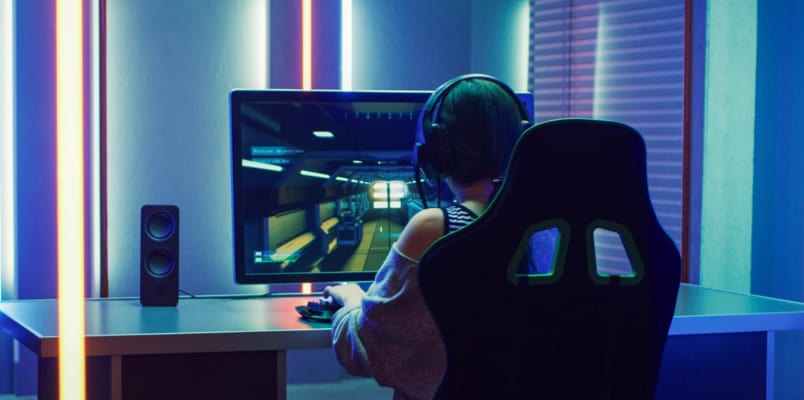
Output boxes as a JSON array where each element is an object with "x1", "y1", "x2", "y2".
[{"x1": 529, "y1": 0, "x2": 685, "y2": 260}]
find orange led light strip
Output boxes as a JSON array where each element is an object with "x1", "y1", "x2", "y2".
[{"x1": 56, "y1": 0, "x2": 87, "y2": 398}]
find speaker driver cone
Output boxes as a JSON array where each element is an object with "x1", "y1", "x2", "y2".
[
  {"x1": 146, "y1": 249, "x2": 175, "y2": 277},
  {"x1": 146, "y1": 212, "x2": 175, "y2": 241}
]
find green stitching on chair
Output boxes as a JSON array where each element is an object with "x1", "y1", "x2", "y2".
[{"x1": 507, "y1": 219, "x2": 645, "y2": 286}]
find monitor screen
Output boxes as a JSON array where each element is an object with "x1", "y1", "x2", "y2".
[{"x1": 230, "y1": 89, "x2": 534, "y2": 285}]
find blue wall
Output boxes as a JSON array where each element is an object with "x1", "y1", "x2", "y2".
[
  {"x1": 751, "y1": 1, "x2": 804, "y2": 398},
  {"x1": 10, "y1": 0, "x2": 58, "y2": 395},
  {"x1": 349, "y1": 0, "x2": 529, "y2": 91},
  {"x1": 14, "y1": 0, "x2": 58, "y2": 301},
  {"x1": 105, "y1": 0, "x2": 271, "y2": 297},
  {"x1": 751, "y1": 0, "x2": 804, "y2": 304},
  {"x1": 103, "y1": 0, "x2": 527, "y2": 299}
]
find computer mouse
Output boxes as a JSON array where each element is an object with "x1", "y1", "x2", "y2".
[{"x1": 296, "y1": 297, "x2": 342, "y2": 323}]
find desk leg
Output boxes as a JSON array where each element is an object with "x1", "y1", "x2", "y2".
[
  {"x1": 111, "y1": 355, "x2": 122, "y2": 400},
  {"x1": 766, "y1": 331, "x2": 775, "y2": 400},
  {"x1": 276, "y1": 349, "x2": 287, "y2": 400},
  {"x1": 38, "y1": 357, "x2": 57, "y2": 400}
]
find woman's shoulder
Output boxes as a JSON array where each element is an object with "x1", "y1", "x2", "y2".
[
  {"x1": 409, "y1": 207, "x2": 445, "y2": 226},
  {"x1": 394, "y1": 208, "x2": 445, "y2": 262}
]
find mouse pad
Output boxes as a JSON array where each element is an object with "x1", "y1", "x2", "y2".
[{"x1": 296, "y1": 305, "x2": 333, "y2": 323}]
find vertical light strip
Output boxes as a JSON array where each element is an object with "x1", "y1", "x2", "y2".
[
  {"x1": 592, "y1": 6, "x2": 608, "y2": 119},
  {"x1": 1, "y1": 0, "x2": 17, "y2": 300},
  {"x1": 340, "y1": 0, "x2": 352, "y2": 90},
  {"x1": 302, "y1": 0, "x2": 312, "y2": 90},
  {"x1": 56, "y1": 0, "x2": 87, "y2": 398},
  {"x1": 91, "y1": 0, "x2": 101, "y2": 296},
  {"x1": 258, "y1": 0, "x2": 269, "y2": 88},
  {"x1": 513, "y1": 0, "x2": 530, "y2": 91},
  {"x1": 699, "y1": 0, "x2": 756, "y2": 292}
]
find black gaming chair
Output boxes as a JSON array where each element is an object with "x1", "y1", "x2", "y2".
[{"x1": 418, "y1": 118, "x2": 681, "y2": 399}]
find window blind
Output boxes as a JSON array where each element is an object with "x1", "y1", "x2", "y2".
[{"x1": 528, "y1": 0, "x2": 685, "y2": 269}]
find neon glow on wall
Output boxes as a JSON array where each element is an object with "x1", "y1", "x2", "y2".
[
  {"x1": 56, "y1": 0, "x2": 87, "y2": 397},
  {"x1": 1, "y1": 0, "x2": 16, "y2": 300},
  {"x1": 514, "y1": 0, "x2": 530, "y2": 91},
  {"x1": 592, "y1": 6, "x2": 608, "y2": 119},
  {"x1": 341, "y1": 0, "x2": 352, "y2": 90},
  {"x1": 302, "y1": 0, "x2": 312, "y2": 90},
  {"x1": 91, "y1": 0, "x2": 101, "y2": 295}
]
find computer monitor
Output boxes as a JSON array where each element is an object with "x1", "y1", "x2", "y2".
[{"x1": 230, "y1": 88, "x2": 534, "y2": 285}]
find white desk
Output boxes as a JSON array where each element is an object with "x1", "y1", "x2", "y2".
[
  {"x1": 1, "y1": 284, "x2": 804, "y2": 399},
  {"x1": 659, "y1": 284, "x2": 804, "y2": 399},
  {"x1": 0, "y1": 295, "x2": 329, "y2": 400}
]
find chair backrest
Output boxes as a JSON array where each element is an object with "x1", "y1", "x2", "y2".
[{"x1": 418, "y1": 118, "x2": 681, "y2": 399}]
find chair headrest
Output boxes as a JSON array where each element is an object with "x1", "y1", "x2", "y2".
[{"x1": 492, "y1": 118, "x2": 656, "y2": 231}]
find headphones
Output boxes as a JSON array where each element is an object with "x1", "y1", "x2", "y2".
[{"x1": 413, "y1": 74, "x2": 532, "y2": 207}]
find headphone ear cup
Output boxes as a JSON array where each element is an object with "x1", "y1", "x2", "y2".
[{"x1": 428, "y1": 123, "x2": 450, "y2": 180}]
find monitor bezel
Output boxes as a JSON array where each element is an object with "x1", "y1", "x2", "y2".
[{"x1": 230, "y1": 89, "x2": 433, "y2": 284}]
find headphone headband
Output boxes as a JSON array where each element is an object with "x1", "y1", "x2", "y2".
[{"x1": 422, "y1": 74, "x2": 531, "y2": 135}]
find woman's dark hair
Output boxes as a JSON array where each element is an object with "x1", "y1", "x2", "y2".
[{"x1": 438, "y1": 79, "x2": 524, "y2": 186}]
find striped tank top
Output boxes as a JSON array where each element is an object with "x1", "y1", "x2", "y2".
[{"x1": 442, "y1": 203, "x2": 479, "y2": 233}]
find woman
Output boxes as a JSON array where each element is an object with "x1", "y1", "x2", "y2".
[{"x1": 324, "y1": 74, "x2": 528, "y2": 400}]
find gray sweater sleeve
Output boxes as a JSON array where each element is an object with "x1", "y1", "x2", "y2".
[{"x1": 330, "y1": 245, "x2": 446, "y2": 400}]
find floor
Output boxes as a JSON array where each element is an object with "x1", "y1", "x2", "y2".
[
  {"x1": 0, "y1": 378, "x2": 393, "y2": 400},
  {"x1": 288, "y1": 378, "x2": 394, "y2": 399}
]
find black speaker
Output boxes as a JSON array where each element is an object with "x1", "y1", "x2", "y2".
[{"x1": 140, "y1": 205, "x2": 179, "y2": 306}]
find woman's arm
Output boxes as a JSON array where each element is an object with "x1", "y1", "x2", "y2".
[{"x1": 325, "y1": 207, "x2": 448, "y2": 398}]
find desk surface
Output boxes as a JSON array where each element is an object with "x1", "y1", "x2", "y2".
[
  {"x1": 0, "y1": 294, "x2": 330, "y2": 358},
  {"x1": 671, "y1": 283, "x2": 804, "y2": 334},
  {"x1": 2, "y1": 284, "x2": 804, "y2": 358}
]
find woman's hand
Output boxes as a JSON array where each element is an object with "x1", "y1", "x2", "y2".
[{"x1": 323, "y1": 283, "x2": 365, "y2": 309}]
